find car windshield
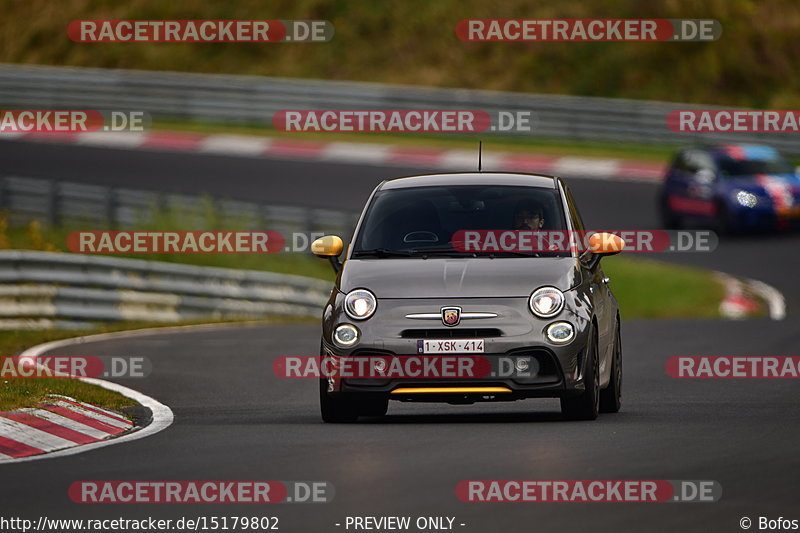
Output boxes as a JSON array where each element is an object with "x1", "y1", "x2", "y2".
[
  {"x1": 352, "y1": 184, "x2": 568, "y2": 258},
  {"x1": 718, "y1": 156, "x2": 795, "y2": 178}
]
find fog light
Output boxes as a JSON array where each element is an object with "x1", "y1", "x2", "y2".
[
  {"x1": 334, "y1": 324, "x2": 359, "y2": 347},
  {"x1": 546, "y1": 322, "x2": 575, "y2": 344},
  {"x1": 373, "y1": 358, "x2": 387, "y2": 373},
  {"x1": 515, "y1": 358, "x2": 530, "y2": 372}
]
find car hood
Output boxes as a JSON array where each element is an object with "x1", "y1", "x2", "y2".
[
  {"x1": 719, "y1": 174, "x2": 800, "y2": 203},
  {"x1": 720, "y1": 173, "x2": 800, "y2": 191},
  {"x1": 339, "y1": 257, "x2": 581, "y2": 298}
]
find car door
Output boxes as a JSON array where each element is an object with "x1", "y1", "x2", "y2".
[
  {"x1": 668, "y1": 149, "x2": 718, "y2": 221},
  {"x1": 564, "y1": 185, "x2": 614, "y2": 380}
]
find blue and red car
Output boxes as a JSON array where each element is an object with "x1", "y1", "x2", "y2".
[{"x1": 659, "y1": 144, "x2": 800, "y2": 232}]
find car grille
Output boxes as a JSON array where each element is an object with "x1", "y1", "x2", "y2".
[{"x1": 400, "y1": 328, "x2": 502, "y2": 339}]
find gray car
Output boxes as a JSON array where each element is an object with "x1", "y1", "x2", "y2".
[{"x1": 312, "y1": 172, "x2": 624, "y2": 422}]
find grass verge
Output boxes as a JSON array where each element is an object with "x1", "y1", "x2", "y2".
[{"x1": 603, "y1": 255, "x2": 726, "y2": 319}]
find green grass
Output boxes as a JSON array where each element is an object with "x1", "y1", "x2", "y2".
[{"x1": 603, "y1": 255, "x2": 727, "y2": 319}]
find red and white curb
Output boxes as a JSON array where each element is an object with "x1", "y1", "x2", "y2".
[
  {"x1": 716, "y1": 272, "x2": 786, "y2": 320},
  {"x1": 1, "y1": 130, "x2": 666, "y2": 182},
  {"x1": 0, "y1": 396, "x2": 133, "y2": 460},
  {"x1": 0, "y1": 332, "x2": 175, "y2": 464}
]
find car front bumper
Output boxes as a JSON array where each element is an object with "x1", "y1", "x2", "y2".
[{"x1": 321, "y1": 293, "x2": 594, "y2": 401}]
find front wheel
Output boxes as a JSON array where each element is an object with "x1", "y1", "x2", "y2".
[
  {"x1": 319, "y1": 378, "x2": 359, "y2": 423},
  {"x1": 560, "y1": 325, "x2": 599, "y2": 421},
  {"x1": 715, "y1": 201, "x2": 736, "y2": 235},
  {"x1": 659, "y1": 194, "x2": 682, "y2": 229}
]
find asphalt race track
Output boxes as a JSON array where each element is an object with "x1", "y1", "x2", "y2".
[{"x1": 2, "y1": 139, "x2": 799, "y2": 532}]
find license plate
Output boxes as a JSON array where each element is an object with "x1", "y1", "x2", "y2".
[{"x1": 417, "y1": 339, "x2": 485, "y2": 354}]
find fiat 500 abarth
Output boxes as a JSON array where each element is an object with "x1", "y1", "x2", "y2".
[{"x1": 312, "y1": 172, "x2": 625, "y2": 422}]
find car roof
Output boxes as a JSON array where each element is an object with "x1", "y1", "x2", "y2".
[{"x1": 379, "y1": 172, "x2": 559, "y2": 190}]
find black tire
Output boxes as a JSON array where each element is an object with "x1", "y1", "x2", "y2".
[
  {"x1": 359, "y1": 395, "x2": 389, "y2": 417},
  {"x1": 319, "y1": 377, "x2": 359, "y2": 423},
  {"x1": 599, "y1": 321, "x2": 622, "y2": 413},
  {"x1": 715, "y1": 201, "x2": 735, "y2": 236},
  {"x1": 659, "y1": 194, "x2": 681, "y2": 229},
  {"x1": 318, "y1": 342, "x2": 389, "y2": 422},
  {"x1": 561, "y1": 324, "x2": 599, "y2": 421}
]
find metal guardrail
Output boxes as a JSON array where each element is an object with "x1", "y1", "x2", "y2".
[
  {"x1": 1, "y1": 63, "x2": 799, "y2": 154},
  {"x1": 0, "y1": 175, "x2": 359, "y2": 235},
  {"x1": 0, "y1": 176, "x2": 350, "y2": 329},
  {"x1": 0, "y1": 250, "x2": 332, "y2": 329}
]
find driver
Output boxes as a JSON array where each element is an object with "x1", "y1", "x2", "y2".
[
  {"x1": 513, "y1": 200, "x2": 545, "y2": 230},
  {"x1": 510, "y1": 199, "x2": 557, "y2": 253}
]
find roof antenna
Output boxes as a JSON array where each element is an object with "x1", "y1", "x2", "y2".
[{"x1": 478, "y1": 141, "x2": 483, "y2": 172}]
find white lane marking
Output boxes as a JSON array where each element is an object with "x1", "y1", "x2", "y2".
[
  {"x1": 51, "y1": 401, "x2": 131, "y2": 429},
  {"x1": 440, "y1": 150, "x2": 503, "y2": 170},
  {"x1": 56, "y1": 397, "x2": 131, "y2": 424},
  {"x1": 75, "y1": 131, "x2": 147, "y2": 148},
  {"x1": 748, "y1": 279, "x2": 787, "y2": 320},
  {"x1": 553, "y1": 157, "x2": 620, "y2": 178},
  {"x1": 200, "y1": 134, "x2": 270, "y2": 156},
  {"x1": 18, "y1": 409, "x2": 115, "y2": 439},
  {"x1": 716, "y1": 272, "x2": 749, "y2": 319},
  {"x1": 715, "y1": 271, "x2": 787, "y2": 320},
  {"x1": 0, "y1": 417, "x2": 75, "y2": 451},
  {"x1": 322, "y1": 142, "x2": 391, "y2": 163}
]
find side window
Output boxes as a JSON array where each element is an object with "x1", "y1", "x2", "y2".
[
  {"x1": 683, "y1": 150, "x2": 714, "y2": 174},
  {"x1": 674, "y1": 151, "x2": 691, "y2": 172},
  {"x1": 564, "y1": 186, "x2": 586, "y2": 232}
]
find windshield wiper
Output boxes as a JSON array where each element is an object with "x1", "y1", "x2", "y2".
[
  {"x1": 410, "y1": 246, "x2": 460, "y2": 253},
  {"x1": 409, "y1": 246, "x2": 471, "y2": 257},
  {"x1": 351, "y1": 248, "x2": 416, "y2": 258}
]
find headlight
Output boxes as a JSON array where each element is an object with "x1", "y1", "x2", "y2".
[
  {"x1": 334, "y1": 324, "x2": 360, "y2": 347},
  {"x1": 344, "y1": 289, "x2": 377, "y2": 320},
  {"x1": 545, "y1": 322, "x2": 575, "y2": 344},
  {"x1": 529, "y1": 286, "x2": 564, "y2": 318},
  {"x1": 735, "y1": 190, "x2": 758, "y2": 208}
]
